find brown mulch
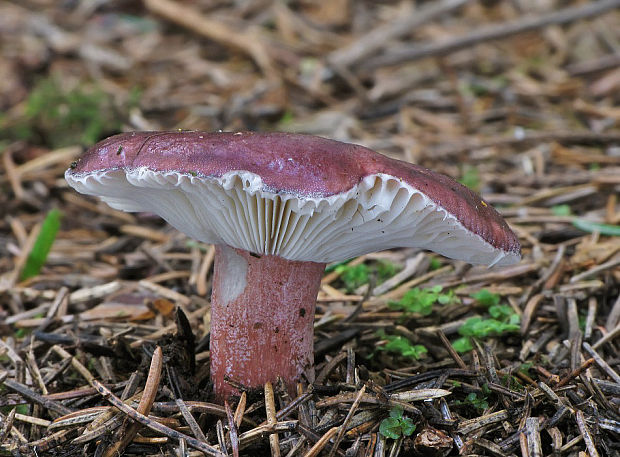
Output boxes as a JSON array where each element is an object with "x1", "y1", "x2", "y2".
[{"x1": 1, "y1": 1, "x2": 619, "y2": 456}]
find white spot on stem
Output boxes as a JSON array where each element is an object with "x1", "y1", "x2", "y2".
[{"x1": 217, "y1": 245, "x2": 248, "y2": 305}]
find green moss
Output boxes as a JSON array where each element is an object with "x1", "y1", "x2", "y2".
[{"x1": 1, "y1": 76, "x2": 140, "y2": 148}]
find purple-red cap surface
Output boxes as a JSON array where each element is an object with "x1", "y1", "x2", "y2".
[{"x1": 66, "y1": 131, "x2": 521, "y2": 265}]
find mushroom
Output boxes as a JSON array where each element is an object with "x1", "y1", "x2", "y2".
[{"x1": 65, "y1": 131, "x2": 521, "y2": 399}]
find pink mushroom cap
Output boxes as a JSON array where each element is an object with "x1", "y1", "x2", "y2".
[{"x1": 66, "y1": 131, "x2": 520, "y2": 265}]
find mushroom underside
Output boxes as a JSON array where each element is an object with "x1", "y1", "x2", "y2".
[{"x1": 66, "y1": 168, "x2": 519, "y2": 266}]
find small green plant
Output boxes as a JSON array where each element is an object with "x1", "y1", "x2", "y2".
[
  {"x1": 488, "y1": 304, "x2": 515, "y2": 320},
  {"x1": 278, "y1": 110, "x2": 294, "y2": 125},
  {"x1": 451, "y1": 337, "x2": 473, "y2": 353},
  {"x1": 471, "y1": 289, "x2": 500, "y2": 307},
  {"x1": 185, "y1": 240, "x2": 209, "y2": 252},
  {"x1": 379, "y1": 406, "x2": 416, "y2": 439},
  {"x1": 463, "y1": 392, "x2": 489, "y2": 411},
  {"x1": 550, "y1": 204, "x2": 572, "y2": 216},
  {"x1": 376, "y1": 260, "x2": 398, "y2": 282},
  {"x1": 578, "y1": 310, "x2": 588, "y2": 332},
  {"x1": 428, "y1": 257, "x2": 442, "y2": 270},
  {"x1": 452, "y1": 314, "x2": 520, "y2": 353},
  {"x1": 21, "y1": 209, "x2": 62, "y2": 280},
  {"x1": 388, "y1": 285, "x2": 457, "y2": 316},
  {"x1": 0, "y1": 405, "x2": 30, "y2": 417},
  {"x1": 324, "y1": 259, "x2": 350, "y2": 273},
  {"x1": 459, "y1": 165, "x2": 480, "y2": 191},
  {"x1": 454, "y1": 384, "x2": 491, "y2": 411},
  {"x1": 376, "y1": 330, "x2": 427, "y2": 360},
  {"x1": 452, "y1": 290, "x2": 519, "y2": 353},
  {"x1": 458, "y1": 315, "x2": 520, "y2": 338},
  {"x1": 335, "y1": 260, "x2": 399, "y2": 292},
  {"x1": 503, "y1": 372, "x2": 526, "y2": 392},
  {"x1": 335, "y1": 263, "x2": 370, "y2": 291}
]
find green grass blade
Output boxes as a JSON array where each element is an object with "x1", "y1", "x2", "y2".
[
  {"x1": 21, "y1": 209, "x2": 62, "y2": 280},
  {"x1": 572, "y1": 219, "x2": 620, "y2": 236}
]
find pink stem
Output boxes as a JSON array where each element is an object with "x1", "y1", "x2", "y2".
[{"x1": 210, "y1": 245, "x2": 326, "y2": 400}]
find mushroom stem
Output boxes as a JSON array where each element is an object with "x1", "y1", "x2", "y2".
[{"x1": 210, "y1": 245, "x2": 326, "y2": 399}]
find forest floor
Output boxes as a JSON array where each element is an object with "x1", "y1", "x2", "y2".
[{"x1": 1, "y1": 1, "x2": 619, "y2": 456}]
